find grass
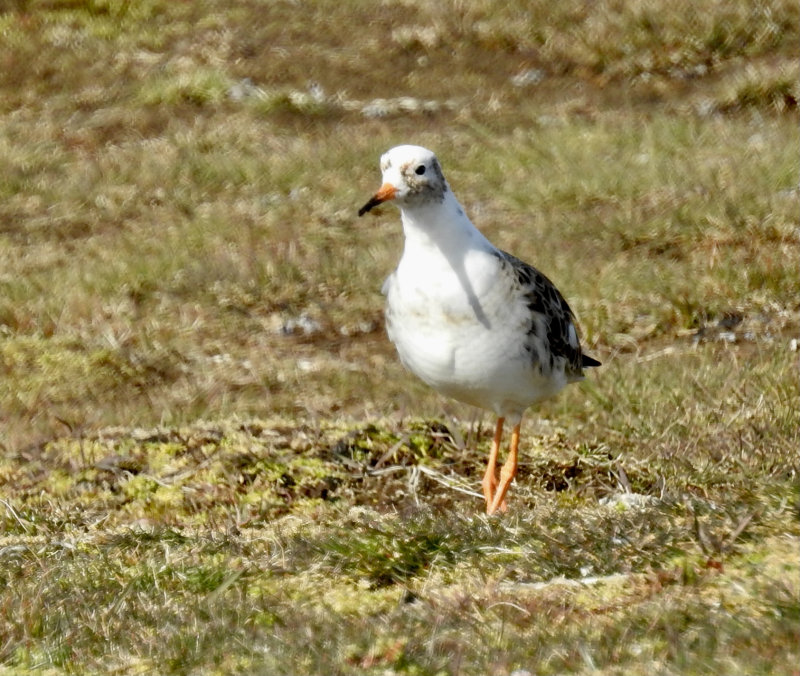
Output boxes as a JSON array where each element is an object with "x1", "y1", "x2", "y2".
[{"x1": 0, "y1": 0, "x2": 799, "y2": 673}]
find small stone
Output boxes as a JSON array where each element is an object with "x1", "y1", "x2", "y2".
[
  {"x1": 510, "y1": 68, "x2": 544, "y2": 87},
  {"x1": 362, "y1": 99, "x2": 391, "y2": 118},
  {"x1": 296, "y1": 358, "x2": 319, "y2": 373},
  {"x1": 308, "y1": 81, "x2": 326, "y2": 103},
  {"x1": 600, "y1": 493, "x2": 658, "y2": 510},
  {"x1": 290, "y1": 434, "x2": 312, "y2": 452},
  {"x1": 228, "y1": 77, "x2": 256, "y2": 102},
  {"x1": 281, "y1": 312, "x2": 322, "y2": 336}
]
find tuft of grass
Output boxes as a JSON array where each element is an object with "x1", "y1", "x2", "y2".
[
  {"x1": 138, "y1": 67, "x2": 234, "y2": 107},
  {"x1": 714, "y1": 62, "x2": 799, "y2": 113}
]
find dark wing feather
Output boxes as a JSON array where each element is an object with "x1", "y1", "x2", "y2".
[
  {"x1": 496, "y1": 251, "x2": 600, "y2": 377},
  {"x1": 582, "y1": 353, "x2": 602, "y2": 368}
]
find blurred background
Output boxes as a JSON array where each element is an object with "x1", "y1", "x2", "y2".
[{"x1": 0, "y1": 0, "x2": 797, "y2": 447}]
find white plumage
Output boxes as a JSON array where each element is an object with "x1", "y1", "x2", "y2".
[{"x1": 359, "y1": 145, "x2": 600, "y2": 514}]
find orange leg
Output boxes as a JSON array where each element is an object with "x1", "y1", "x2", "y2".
[
  {"x1": 487, "y1": 423, "x2": 520, "y2": 516},
  {"x1": 482, "y1": 417, "x2": 504, "y2": 511}
]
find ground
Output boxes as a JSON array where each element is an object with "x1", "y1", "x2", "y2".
[{"x1": 0, "y1": 1, "x2": 798, "y2": 674}]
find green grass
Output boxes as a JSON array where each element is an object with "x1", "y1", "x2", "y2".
[{"x1": 1, "y1": 0, "x2": 799, "y2": 674}]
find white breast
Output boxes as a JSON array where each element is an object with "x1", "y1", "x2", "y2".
[{"x1": 384, "y1": 244, "x2": 567, "y2": 420}]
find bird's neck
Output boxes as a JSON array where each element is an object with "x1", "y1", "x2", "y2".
[{"x1": 399, "y1": 191, "x2": 493, "y2": 259}]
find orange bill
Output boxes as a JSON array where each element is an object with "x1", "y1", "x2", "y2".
[{"x1": 358, "y1": 182, "x2": 397, "y2": 216}]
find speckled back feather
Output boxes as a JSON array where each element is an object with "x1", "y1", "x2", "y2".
[{"x1": 495, "y1": 250, "x2": 600, "y2": 380}]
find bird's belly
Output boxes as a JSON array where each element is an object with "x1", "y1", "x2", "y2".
[{"x1": 386, "y1": 298, "x2": 565, "y2": 415}]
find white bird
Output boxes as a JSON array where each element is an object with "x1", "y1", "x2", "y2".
[{"x1": 359, "y1": 145, "x2": 600, "y2": 515}]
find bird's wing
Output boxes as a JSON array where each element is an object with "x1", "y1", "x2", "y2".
[{"x1": 495, "y1": 251, "x2": 599, "y2": 378}]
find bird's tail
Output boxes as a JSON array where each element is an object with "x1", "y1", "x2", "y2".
[{"x1": 582, "y1": 354, "x2": 601, "y2": 368}]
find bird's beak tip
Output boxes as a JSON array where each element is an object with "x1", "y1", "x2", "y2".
[{"x1": 358, "y1": 182, "x2": 396, "y2": 217}]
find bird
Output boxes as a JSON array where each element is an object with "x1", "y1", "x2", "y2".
[{"x1": 358, "y1": 145, "x2": 600, "y2": 515}]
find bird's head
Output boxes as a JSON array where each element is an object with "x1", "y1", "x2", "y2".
[{"x1": 358, "y1": 145, "x2": 448, "y2": 216}]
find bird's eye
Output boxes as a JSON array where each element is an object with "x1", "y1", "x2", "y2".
[{"x1": 415, "y1": 165, "x2": 426, "y2": 175}]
